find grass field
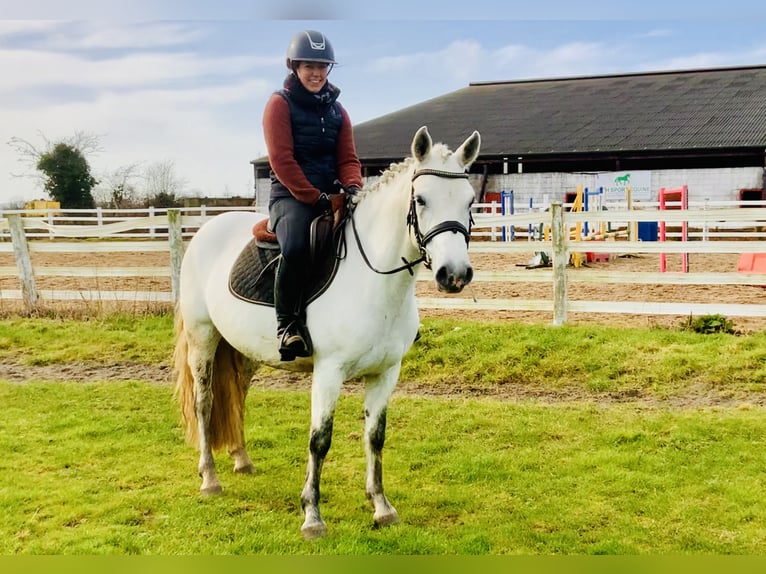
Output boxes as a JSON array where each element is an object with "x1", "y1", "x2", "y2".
[{"x1": 1, "y1": 314, "x2": 766, "y2": 554}]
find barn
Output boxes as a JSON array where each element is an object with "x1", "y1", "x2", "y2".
[{"x1": 251, "y1": 64, "x2": 766, "y2": 210}]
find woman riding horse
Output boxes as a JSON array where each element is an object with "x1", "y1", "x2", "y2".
[{"x1": 263, "y1": 29, "x2": 363, "y2": 361}]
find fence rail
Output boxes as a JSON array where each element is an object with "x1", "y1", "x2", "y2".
[{"x1": 2, "y1": 203, "x2": 766, "y2": 325}]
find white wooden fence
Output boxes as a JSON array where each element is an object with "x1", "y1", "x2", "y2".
[{"x1": 2, "y1": 203, "x2": 766, "y2": 325}]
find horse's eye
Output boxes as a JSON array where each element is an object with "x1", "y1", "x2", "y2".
[{"x1": 415, "y1": 196, "x2": 426, "y2": 207}]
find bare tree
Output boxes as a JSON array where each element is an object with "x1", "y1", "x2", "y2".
[
  {"x1": 94, "y1": 163, "x2": 143, "y2": 208},
  {"x1": 142, "y1": 160, "x2": 186, "y2": 207}
]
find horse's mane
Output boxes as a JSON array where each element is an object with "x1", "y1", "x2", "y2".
[{"x1": 352, "y1": 143, "x2": 452, "y2": 205}]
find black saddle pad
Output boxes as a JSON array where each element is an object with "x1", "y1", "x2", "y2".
[{"x1": 228, "y1": 215, "x2": 341, "y2": 307}]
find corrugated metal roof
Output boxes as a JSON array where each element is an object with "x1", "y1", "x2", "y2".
[{"x1": 351, "y1": 65, "x2": 766, "y2": 161}]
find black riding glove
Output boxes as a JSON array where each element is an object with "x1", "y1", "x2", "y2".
[
  {"x1": 346, "y1": 185, "x2": 361, "y2": 196},
  {"x1": 314, "y1": 193, "x2": 332, "y2": 214}
]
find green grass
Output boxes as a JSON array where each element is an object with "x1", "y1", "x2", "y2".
[
  {"x1": 2, "y1": 314, "x2": 766, "y2": 402},
  {"x1": 2, "y1": 314, "x2": 766, "y2": 554},
  {"x1": 408, "y1": 319, "x2": 766, "y2": 402},
  {"x1": 1, "y1": 381, "x2": 766, "y2": 554},
  {"x1": 0, "y1": 313, "x2": 174, "y2": 366}
]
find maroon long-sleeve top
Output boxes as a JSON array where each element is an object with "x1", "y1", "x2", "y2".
[{"x1": 263, "y1": 93, "x2": 363, "y2": 205}]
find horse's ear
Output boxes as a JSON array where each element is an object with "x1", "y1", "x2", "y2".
[
  {"x1": 411, "y1": 126, "x2": 432, "y2": 161},
  {"x1": 455, "y1": 130, "x2": 481, "y2": 169}
]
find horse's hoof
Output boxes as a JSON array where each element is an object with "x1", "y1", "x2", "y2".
[
  {"x1": 373, "y1": 510, "x2": 399, "y2": 528},
  {"x1": 200, "y1": 484, "x2": 223, "y2": 496},
  {"x1": 234, "y1": 463, "x2": 254, "y2": 474},
  {"x1": 301, "y1": 521, "x2": 327, "y2": 540}
]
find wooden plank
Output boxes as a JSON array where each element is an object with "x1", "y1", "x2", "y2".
[
  {"x1": 416, "y1": 297, "x2": 766, "y2": 318},
  {"x1": 27, "y1": 241, "x2": 171, "y2": 253},
  {"x1": 567, "y1": 241, "x2": 766, "y2": 254},
  {"x1": 433, "y1": 270, "x2": 766, "y2": 286},
  {"x1": 417, "y1": 297, "x2": 553, "y2": 311},
  {"x1": 474, "y1": 208, "x2": 766, "y2": 227},
  {"x1": 16, "y1": 266, "x2": 169, "y2": 278},
  {"x1": 469, "y1": 241, "x2": 766, "y2": 255},
  {"x1": 18, "y1": 215, "x2": 169, "y2": 236},
  {"x1": 0, "y1": 289, "x2": 174, "y2": 303},
  {"x1": 566, "y1": 300, "x2": 766, "y2": 317},
  {"x1": 0, "y1": 265, "x2": 169, "y2": 278}
]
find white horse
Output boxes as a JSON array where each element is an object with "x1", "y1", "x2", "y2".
[{"x1": 174, "y1": 126, "x2": 481, "y2": 539}]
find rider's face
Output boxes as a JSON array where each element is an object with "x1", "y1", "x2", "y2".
[{"x1": 295, "y1": 61, "x2": 329, "y2": 93}]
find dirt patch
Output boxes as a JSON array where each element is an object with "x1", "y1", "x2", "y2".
[{"x1": 2, "y1": 359, "x2": 762, "y2": 409}]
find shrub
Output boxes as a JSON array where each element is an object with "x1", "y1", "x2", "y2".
[{"x1": 682, "y1": 314, "x2": 736, "y2": 334}]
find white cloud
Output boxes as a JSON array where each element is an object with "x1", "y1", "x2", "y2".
[
  {"x1": 490, "y1": 41, "x2": 625, "y2": 80},
  {"x1": 0, "y1": 48, "x2": 277, "y2": 93},
  {"x1": 0, "y1": 20, "x2": 206, "y2": 49},
  {"x1": 369, "y1": 38, "x2": 629, "y2": 85},
  {"x1": 2, "y1": 76, "x2": 272, "y2": 201},
  {"x1": 63, "y1": 22, "x2": 208, "y2": 49},
  {"x1": 641, "y1": 28, "x2": 674, "y2": 39},
  {"x1": 0, "y1": 20, "x2": 282, "y2": 206},
  {"x1": 370, "y1": 40, "x2": 485, "y2": 83},
  {"x1": 0, "y1": 20, "x2": 61, "y2": 37},
  {"x1": 643, "y1": 45, "x2": 766, "y2": 73}
]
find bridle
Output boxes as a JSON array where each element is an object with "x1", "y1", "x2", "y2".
[{"x1": 349, "y1": 168, "x2": 474, "y2": 276}]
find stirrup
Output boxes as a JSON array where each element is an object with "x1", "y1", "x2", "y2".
[{"x1": 278, "y1": 321, "x2": 311, "y2": 361}]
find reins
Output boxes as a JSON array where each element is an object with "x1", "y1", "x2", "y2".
[{"x1": 348, "y1": 168, "x2": 473, "y2": 276}]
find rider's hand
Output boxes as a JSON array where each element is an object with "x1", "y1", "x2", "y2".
[
  {"x1": 346, "y1": 185, "x2": 361, "y2": 196},
  {"x1": 314, "y1": 193, "x2": 332, "y2": 214}
]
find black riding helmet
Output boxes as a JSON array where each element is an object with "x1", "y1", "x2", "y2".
[{"x1": 286, "y1": 30, "x2": 336, "y2": 71}]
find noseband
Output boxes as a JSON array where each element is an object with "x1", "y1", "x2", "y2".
[{"x1": 349, "y1": 168, "x2": 473, "y2": 276}]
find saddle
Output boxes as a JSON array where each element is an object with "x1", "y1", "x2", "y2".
[{"x1": 228, "y1": 200, "x2": 347, "y2": 307}]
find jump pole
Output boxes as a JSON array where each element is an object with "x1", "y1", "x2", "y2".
[{"x1": 659, "y1": 185, "x2": 689, "y2": 273}]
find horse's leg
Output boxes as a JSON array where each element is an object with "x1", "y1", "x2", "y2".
[
  {"x1": 187, "y1": 329, "x2": 223, "y2": 495},
  {"x1": 300, "y1": 366, "x2": 343, "y2": 539},
  {"x1": 229, "y1": 358, "x2": 256, "y2": 474},
  {"x1": 364, "y1": 366, "x2": 400, "y2": 527}
]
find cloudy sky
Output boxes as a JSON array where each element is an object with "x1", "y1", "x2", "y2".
[{"x1": 2, "y1": 1, "x2": 766, "y2": 207}]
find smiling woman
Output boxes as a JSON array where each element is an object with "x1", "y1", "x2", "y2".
[{"x1": 262, "y1": 29, "x2": 364, "y2": 359}]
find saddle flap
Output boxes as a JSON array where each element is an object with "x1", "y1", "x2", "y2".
[{"x1": 310, "y1": 212, "x2": 334, "y2": 263}]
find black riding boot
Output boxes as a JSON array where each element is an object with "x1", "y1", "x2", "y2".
[{"x1": 274, "y1": 258, "x2": 312, "y2": 361}]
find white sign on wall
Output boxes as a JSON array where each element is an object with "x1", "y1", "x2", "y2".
[{"x1": 596, "y1": 170, "x2": 652, "y2": 201}]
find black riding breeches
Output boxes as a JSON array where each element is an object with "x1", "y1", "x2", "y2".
[{"x1": 269, "y1": 196, "x2": 320, "y2": 324}]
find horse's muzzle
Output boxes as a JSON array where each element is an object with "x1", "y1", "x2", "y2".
[{"x1": 435, "y1": 264, "x2": 474, "y2": 293}]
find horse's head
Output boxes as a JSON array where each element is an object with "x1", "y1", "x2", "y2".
[{"x1": 408, "y1": 126, "x2": 481, "y2": 293}]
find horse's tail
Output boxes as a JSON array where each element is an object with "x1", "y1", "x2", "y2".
[{"x1": 173, "y1": 306, "x2": 252, "y2": 451}]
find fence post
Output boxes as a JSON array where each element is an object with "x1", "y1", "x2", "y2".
[
  {"x1": 149, "y1": 206, "x2": 156, "y2": 239},
  {"x1": 550, "y1": 202, "x2": 568, "y2": 326},
  {"x1": 167, "y1": 209, "x2": 184, "y2": 303},
  {"x1": 5, "y1": 213, "x2": 38, "y2": 311},
  {"x1": 47, "y1": 208, "x2": 55, "y2": 239}
]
